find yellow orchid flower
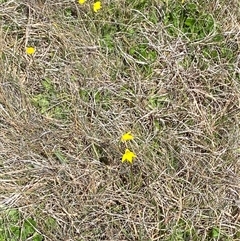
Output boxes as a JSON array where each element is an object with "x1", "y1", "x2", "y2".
[
  {"x1": 121, "y1": 131, "x2": 134, "y2": 142},
  {"x1": 78, "y1": 0, "x2": 86, "y2": 4},
  {"x1": 93, "y1": 1, "x2": 101, "y2": 12},
  {"x1": 122, "y1": 149, "x2": 137, "y2": 164},
  {"x1": 26, "y1": 47, "x2": 35, "y2": 55}
]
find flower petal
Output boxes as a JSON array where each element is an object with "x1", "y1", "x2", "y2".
[
  {"x1": 78, "y1": 0, "x2": 86, "y2": 4},
  {"x1": 121, "y1": 149, "x2": 136, "y2": 164},
  {"x1": 26, "y1": 47, "x2": 35, "y2": 55},
  {"x1": 93, "y1": 1, "x2": 101, "y2": 12},
  {"x1": 121, "y1": 131, "x2": 134, "y2": 142}
]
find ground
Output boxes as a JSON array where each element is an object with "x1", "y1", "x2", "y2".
[{"x1": 0, "y1": 0, "x2": 240, "y2": 240}]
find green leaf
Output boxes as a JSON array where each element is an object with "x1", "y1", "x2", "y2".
[
  {"x1": 54, "y1": 149, "x2": 68, "y2": 164},
  {"x1": 23, "y1": 218, "x2": 36, "y2": 234},
  {"x1": 38, "y1": 97, "x2": 49, "y2": 108},
  {"x1": 42, "y1": 79, "x2": 53, "y2": 91},
  {"x1": 32, "y1": 233, "x2": 44, "y2": 241},
  {"x1": 184, "y1": 17, "x2": 195, "y2": 27},
  {"x1": 211, "y1": 227, "x2": 220, "y2": 238},
  {"x1": 8, "y1": 209, "x2": 20, "y2": 222}
]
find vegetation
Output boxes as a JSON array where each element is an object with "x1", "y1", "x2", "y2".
[{"x1": 0, "y1": 0, "x2": 239, "y2": 240}]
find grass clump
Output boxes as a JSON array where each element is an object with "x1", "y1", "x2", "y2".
[
  {"x1": 31, "y1": 78, "x2": 71, "y2": 120},
  {"x1": 0, "y1": 0, "x2": 239, "y2": 240},
  {"x1": 164, "y1": 1, "x2": 215, "y2": 40},
  {"x1": 0, "y1": 208, "x2": 43, "y2": 241}
]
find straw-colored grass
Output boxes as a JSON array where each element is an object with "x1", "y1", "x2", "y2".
[{"x1": 0, "y1": 0, "x2": 239, "y2": 240}]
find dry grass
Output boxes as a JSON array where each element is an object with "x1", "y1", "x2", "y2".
[{"x1": 0, "y1": 0, "x2": 240, "y2": 240}]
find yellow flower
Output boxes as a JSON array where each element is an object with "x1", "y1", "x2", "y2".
[
  {"x1": 121, "y1": 131, "x2": 134, "y2": 142},
  {"x1": 26, "y1": 47, "x2": 35, "y2": 55},
  {"x1": 93, "y1": 1, "x2": 101, "y2": 12},
  {"x1": 78, "y1": 0, "x2": 86, "y2": 4},
  {"x1": 122, "y1": 149, "x2": 136, "y2": 164}
]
